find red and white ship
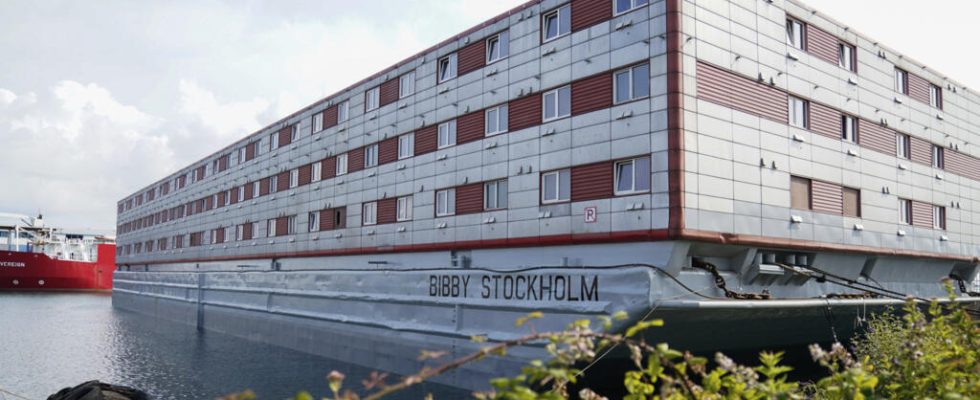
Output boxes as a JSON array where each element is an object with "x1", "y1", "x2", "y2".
[{"x1": 0, "y1": 213, "x2": 115, "y2": 291}]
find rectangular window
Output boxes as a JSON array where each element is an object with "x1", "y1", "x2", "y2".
[
  {"x1": 899, "y1": 199, "x2": 912, "y2": 225},
  {"x1": 486, "y1": 31, "x2": 509, "y2": 64},
  {"x1": 334, "y1": 207, "x2": 347, "y2": 229},
  {"x1": 363, "y1": 202, "x2": 377, "y2": 226},
  {"x1": 313, "y1": 113, "x2": 324, "y2": 133},
  {"x1": 289, "y1": 169, "x2": 299, "y2": 188},
  {"x1": 790, "y1": 176, "x2": 812, "y2": 210},
  {"x1": 842, "y1": 187, "x2": 861, "y2": 217},
  {"x1": 786, "y1": 18, "x2": 805, "y2": 50},
  {"x1": 438, "y1": 120, "x2": 456, "y2": 148},
  {"x1": 543, "y1": 86, "x2": 571, "y2": 121},
  {"x1": 364, "y1": 144, "x2": 379, "y2": 168},
  {"x1": 291, "y1": 124, "x2": 299, "y2": 141},
  {"x1": 788, "y1": 96, "x2": 809, "y2": 129},
  {"x1": 929, "y1": 84, "x2": 943, "y2": 109},
  {"x1": 336, "y1": 154, "x2": 348, "y2": 175},
  {"x1": 397, "y1": 196, "x2": 413, "y2": 221},
  {"x1": 269, "y1": 132, "x2": 279, "y2": 151},
  {"x1": 267, "y1": 218, "x2": 277, "y2": 237},
  {"x1": 287, "y1": 215, "x2": 296, "y2": 234},
  {"x1": 398, "y1": 134, "x2": 414, "y2": 159},
  {"x1": 338, "y1": 101, "x2": 349, "y2": 122},
  {"x1": 312, "y1": 162, "x2": 322, "y2": 182},
  {"x1": 224, "y1": 190, "x2": 231, "y2": 206},
  {"x1": 253, "y1": 181, "x2": 260, "y2": 198},
  {"x1": 933, "y1": 205, "x2": 946, "y2": 230},
  {"x1": 438, "y1": 53, "x2": 457, "y2": 83},
  {"x1": 841, "y1": 115, "x2": 858, "y2": 143},
  {"x1": 238, "y1": 147, "x2": 246, "y2": 165},
  {"x1": 484, "y1": 180, "x2": 508, "y2": 210},
  {"x1": 238, "y1": 185, "x2": 245, "y2": 201},
  {"x1": 236, "y1": 224, "x2": 244, "y2": 241},
  {"x1": 933, "y1": 145, "x2": 945, "y2": 169},
  {"x1": 365, "y1": 87, "x2": 380, "y2": 111},
  {"x1": 542, "y1": 5, "x2": 570, "y2": 42},
  {"x1": 838, "y1": 43, "x2": 855, "y2": 71},
  {"x1": 485, "y1": 105, "x2": 508, "y2": 136},
  {"x1": 895, "y1": 68, "x2": 909, "y2": 94},
  {"x1": 615, "y1": 0, "x2": 648, "y2": 14},
  {"x1": 399, "y1": 72, "x2": 415, "y2": 98},
  {"x1": 436, "y1": 189, "x2": 455, "y2": 216},
  {"x1": 614, "y1": 64, "x2": 650, "y2": 104},
  {"x1": 614, "y1": 158, "x2": 651, "y2": 195},
  {"x1": 896, "y1": 134, "x2": 911, "y2": 159},
  {"x1": 309, "y1": 212, "x2": 319, "y2": 232},
  {"x1": 270, "y1": 175, "x2": 279, "y2": 194},
  {"x1": 541, "y1": 169, "x2": 571, "y2": 204}
]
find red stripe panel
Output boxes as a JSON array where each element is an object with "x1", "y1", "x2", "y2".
[
  {"x1": 945, "y1": 151, "x2": 980, "y2": 181},
  {"x1": 571, "y1": 0, "x2": 611, "y2": 32},
  {"x1": 379, "y1": 79, "x2": 399, "y2": 107},
  {"x1": 323, "y1": 105, "x2": 338, "y2": 129},
  {"x1": 508, "y1": 93, "x2": 541, "y2": 132},
  {"x1": 911, "y1": 201, "x2": 933, "y2": 228},
  {"x1": 572, "y1": 73, "x2": 612, "y2": 116},
  {"x1": 319, "y1": 209, "x2": 334, "y2": 231},
  {"x1": 276, "y1": 171, "x2": 289, "y2": 192},
  {"x1": 298, "y1": 164, "x2": 312, "y2": 186},
  {"x1": 907, "y1": 73, "x2": 931, "y2": 105},
  {"x1": 245, "y1": 143, "x2": 256, "y2": 161},
  {"x1": 455, "y1": 182, "x2": 484, "y2": 215},
  {"x1": 909, "y1": 136, "x2": 932, "y2": 166},
  {"x1": 322, "y1": 156, "x2": 336, "y2": 177},
  {"x1": 695, "y1": 61, "x2": 788, "y2": 123},
  {"x1": 379, "y1": 137, "x2": 399, "y2": 164},
  {"x1": 857, "y1": 120, "x2": 894, "y2": 156},
  {"x1": 457, "y1": 110, "x2": 485, "y2": 144},
  {"x1": 415, "y1": 126, "x2": 437, "y2": 155},
  {"x1": 348, "y1": 148, "x2": 364, "y2": 173},
  {"x1": 811, "y1": 180, "x2": 842, "y2": 214},
  {"x1": 457, "y1": 40, "x2": 486, "y2": 77},
  {"x1": 260, "y1": 178, "x2": 270, "y2": 195},
  {"x1": 377, "y1": 198, "x2": 398, "y2": 225},
  {"x1": 805, "y1": 24, "x2": 839, "y2": 66},
  {"x1": 242, "y1": 223, "x2": 253, "y2": 240},
  {"x1": 571, "y1": 161, "x2": 613, "y2": 201},
  {"x1": 278, "y1": 126, "x2": 292, "y2": 147},
  {"x1": 276, "y1": 217, "x2": 289, "y2": 237},
  {"x1": 809, "y1": 102, "x2": 839, "y2": 139}
]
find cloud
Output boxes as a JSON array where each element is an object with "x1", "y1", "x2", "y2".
[{"x1": 178, "y1": 79, "x2": 271, "y2": 138}]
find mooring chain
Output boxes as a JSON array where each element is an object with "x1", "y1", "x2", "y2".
[
  {"x1": 950, "y1": 275, "x2": 980, "y2": 297},
  {"x1": 692, "y1": 259, "x2": 771, "y2": 300}
]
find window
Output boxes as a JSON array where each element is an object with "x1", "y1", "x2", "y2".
[
  {"x1": 238, "y1": 185, "x2": 245, "y2": 201},
  {"x1": 438, "y1": 53, "x2": 457, "y2": 82},
  {"x1": 484, "y1": 180, "x2": 508, "y2": 210},
  {"x1": 614, "y1": 64, "x2": 650, "y2": 103},
  {"x1": 786, "y1": 18, "x2": 805, "y2": 50},
  {"x1": 933, "y1": 145, "x2": 945, "y2": 169},
  {"x1": 929, "y1": 84, "x2": 943, "y2": 109},
  {"x1": 543, "y1": 86, "x2": 571, "y2": 121},
  {"x1": 287, "y1": 215, "x2": 296, "y2": 235},
  {"x1": 399, "y1": 72, "x2": 415, "y2": 98},
  {"x1": 289, "y1": 169, "x2": 299, "y2": 188},
  {"x1": 291, "y1": 125, "x2": 299, "y2": 141},
  {"x1": 896, "y1": 134, "x2": 911, "y2": 159},
  {"x1": 541, "y1": 169, "x2": 571, "y2": 204},
  {"x1": 364, "y1": 144, "x2": 379, "y2": 168},
  {"x1": 224, "y1": 190, "x2": 231, "y2": 206},
  {"x1": 898, "y1": 199, "x2": 912, "y2": 225},
  {"x1": 542, "y1": 5, "x2": 570, "y2": 42},
  {"x1": 788, "y1": 96, "x2": 809, "y2": 129},
  {"x1": 309, "y1": 212, "x2": 319, "y2": 232},
  {"x1": 790, "y1": 176, "x2": 812, "y2": 210},
  {"x1": 895, "y1": 68, "x2": 909, "y2": 94},
  {"x1": 397, "y1": 196, "x2": 413, "y2": 221},
  {"x1": 238, "y1": 147, "x2": 246, "y2": 165},
  {"x1": 365, "y1": 87, "x2": 380, "y2": 111},
  {"x1": 838, "y1": 43, "x2": 855, "y2": 71},
  {"x1": 933, "y1": 205, "x2": 946, "y2": 230},
  {"x1": 267, "y1": 218, "x2": 277, "y2": 237},
  {"x1": 236, "y1": 224, "x2": 244, "y2": 241},
  {"x1": 269, "y1": 175, "x2": 279, "y2": 194},
  {"x1": 399, "y1": 134, "x2": 414, "y2": 159},
  {"x1": 270, "y1": 132, "x2": 279, "y2": 151},
  {"x1": 363, "y1": 202, "x2": 377, "y2": 225},
  {"x1": 312, "y1": 162, "x2": 322, "y2": 182},
  {"x1": 253, "y1": 181, "x2": 260, "y2": 198},
  {"x1": 843, "y1": 187, "x2": 861, "y2": 217},
  {"x1": 313, "y1": 113, "x2": 324, "y2": 133},
  {"x1": 438, "y1": 120, "x2": 456, "y2": 148},
  {"x1": 486, "y1": 31, "x2": 509, "y2": 63},
  {"x1": 436, "y1": 189, "x2": 456, "y2": 216},
  {"x1": 338, "y1": 101, "x2": 349, "y2": 122},
  {"x1": 334, "y1": 207, "x2": 347, "y2": 229},
  {"x1": 615, "y1": 158, "x2": 651, "y2": 195},
  {"x1": 841, "y1": 115, "x2": 858, "y2": 143},
  {"x1": 615, "y1": 0, "x2": 648, "y2": 14},
  {"x1": 336, "y1": 154, "x2": 348, "y2": 175},
  {"x1": 485, "y1": 105, "x2": 508, "y2": 136}
]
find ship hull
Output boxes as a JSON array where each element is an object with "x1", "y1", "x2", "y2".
[{"x1": 0, "y1": 244, "x2": 115, "y2": 291}]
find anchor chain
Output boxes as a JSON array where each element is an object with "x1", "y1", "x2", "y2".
[{"x1": 692, "y1": 259, "x2": 771, "y2": 300}]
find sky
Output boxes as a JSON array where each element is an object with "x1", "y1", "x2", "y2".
[{"x1": 0, "y1": 0, "x2": 976, "y2": 233}]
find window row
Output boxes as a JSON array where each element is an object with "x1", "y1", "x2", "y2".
[{"x1": 790, "y1": 176, "x2": 947, "y2": 230}]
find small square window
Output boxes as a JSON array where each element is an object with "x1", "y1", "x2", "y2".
[
  {"x1": 841, "y1": 115, "x2": 858, "y2": 143},
  {"x1": 485, "y1": 105, "x2": 508, "y2": 136},
  {"x1": 614, "y1": 64, "x2": 650, "y2": 104},
  {"x1": 788, "y1": 96, "x2": 809, "y2": 129},
  {"x1": 543, "y1": 86, "x2": 571, "y2": 121},
  {"x1": 399, "y1": 72, "x2": 415, "y2": 98},
  {"x1": 542, "y1": 5, "x2": 570, "y2": 42},
  {"x1": 363, "y1": 202, "x2": 377, "y2": 226},
  {"x1": 436, "y1": 189, "x2": 456, "y2": 216},
  {"x1": 895, "y1": 68, "x2": 909, "y2": 94},
  {"x1": 541, "y1": 169, "x2": 571, "y2": 204},
  {"x1": 486, "y1": 31, "x2": 509, "y2": 64},
  {"x1": 896, "y1": 134, "x2": 911, "y2": 159},
  {"x1": 614, "y1": 158, "x2": 651, "y2": 195},
  {"x1": 336, "y1": 154, "x2": 348, "y2": 175},
  {"x1": 399, "y1": 134, "x2": 414, "y2": 159},
  {"x1": 786, "y1": 18, "x2": 805, "y2": 50},
  {"x1": 615, "y1": 0, "x2": 648, "y2": 15},
  {"x1": 397, "y1": 196, "x2": 413, "y2": 222},
  {"x1": 365, "y1": 87, "x2": 380, "y2": 111},
  {"x1": 438, "y1": 120, "x2": 456, "y2": 148},
  {"x1": 838, "y1": 43, "x2": 856, "y2": 71},
  {"x1": 484, "y1": 180, "x2": 508, "y2": 210},
  {"x1": 438, "y1": 54, "x2": 457, "y2": 83}
]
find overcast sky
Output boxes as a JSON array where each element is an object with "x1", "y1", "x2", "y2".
[{"x1": 0, "y1": 0, "x2": 976, "y2": 233}]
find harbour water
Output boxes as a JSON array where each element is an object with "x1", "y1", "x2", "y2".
[{"x1": 0, "y1": 293, "x2": 466, "y2": 399}]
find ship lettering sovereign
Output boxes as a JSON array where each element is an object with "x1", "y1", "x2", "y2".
[
  {"x1": 0, "y1": 261, "x2": 26, "y2": 268},
  {"x1": 428, "y1": 274, "x2": 598, "y2": 301}
]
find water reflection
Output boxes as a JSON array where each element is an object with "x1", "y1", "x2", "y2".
[{"x1": 0, "y1": 293, "x2": 465, "y2": 399}]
